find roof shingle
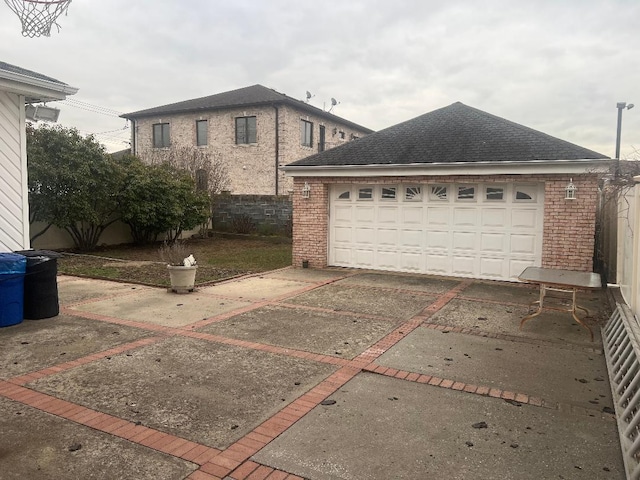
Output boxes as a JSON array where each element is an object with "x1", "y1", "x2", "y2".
[
  {"x1": 286, "y1": 102, "x2": 608, "y2": 167},
  {"x1": 121, "y1": 84, "x2": 373, "y2": 133}
]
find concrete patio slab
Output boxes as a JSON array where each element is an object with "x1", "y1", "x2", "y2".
[
  {"x1": 0, "y1": 397, "x2": 195, "y2": 480},
  {"x1": 429, "y1": 299, "x2": 601, "y2": 346},
  {"x1": 263, "y1": 267, "x2": 350, "y2": 283},
  {"x1": 28, "y1": 336, "x2": 336, "y2": 449},
  {"x1": 459, "y1": 281, "x2": 539, "y2": 304},
  {"x1": 0, "y1": 314, "x2": 151, "y2": 379},
  {"x1": 336, "y1": 272, "x2": 459, "y2": 294},
  {"x1": 58, "y1": 278, "x2": 148, "y2": 305},
  {"x1": 253, "y1": 373, "x2": 623, "y2": 480},
  {"x1": 199, "y1": 305, "x2": 400, "y2": 359},
  {"x1": 198, "y1": 276, "x2": 309, "y2": 301},
  {"x1": 377, "y1": 327, "x2": 612, "y2": 410},
  {"x1": 70, "y1": 289, "x2": 251, "y2": 327},
  {"x1": 286, "y1": 284, "x2": 436, "y2": 320}
]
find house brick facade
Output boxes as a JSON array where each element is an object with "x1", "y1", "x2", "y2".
[
  {"x1": 124, "y1": 86, "x2": 372, "y2": 195},
  {"x1": 291, "y1": 174, "x2": 599, "y2": 272}
]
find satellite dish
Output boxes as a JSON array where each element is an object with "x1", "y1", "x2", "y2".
[
  {"x1": 306, "y1": 91, "x2": 312, "y2": 101},
  {"x1": 331, "y1": 98, "x2": 337, "y2": 106}
]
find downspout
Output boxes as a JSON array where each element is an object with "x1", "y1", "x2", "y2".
[
  {"x1": 130, "y1": 118, "x2": 136, "y2": 155},
  {"x1": 273, "y1": 104, "x2": 279, "y2": 195}
]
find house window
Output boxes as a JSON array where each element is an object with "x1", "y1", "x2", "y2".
[
  {"x1": 358, "y1": 187, "x2": 373, "y2": 200},
  {"x1": 485, "y1": 186, "x2": 504, "y2": 201},
  {"x1": 457, "y1": 185, "x2": 476, "y2": 201},
  {"x1": 429, "y1": 185, "x2": 448, "y2": 201},
  {"x1": 152, "y1": 123, "x2": 170, "y2": 148},
  {"x1": 514, "y1": 185, "x2": 537, "y2": 202},
  {"x1": 405, "y1": 186, "x2": 422, "y2": 201},
  {"x1": 337, "y1": 190, "x2": 350, "y2": 200},
  {"x1": 381, "y1": 187, "x2": 397, "y2": 200},
  {"x1": 235, "y1": 116, "x2": 257, "y2": 144},
  {"x1": 196, "y1": 120, "x2": 208, "y2": 146},
  {"x1": 300, "y1": 119, "x2": 313, "y2": 147}
]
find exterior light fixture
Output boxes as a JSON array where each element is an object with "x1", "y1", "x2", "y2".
[
  {"x1": 301, "y1": 182, "x2": 311, "y2": 199},
  {"x1": 565, "y1": 178, "x2": 577, "y2": 200}
]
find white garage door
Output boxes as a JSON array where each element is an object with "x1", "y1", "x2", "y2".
[{"x1": 329, "y1": 183, "x2": 544, "y2": 281}]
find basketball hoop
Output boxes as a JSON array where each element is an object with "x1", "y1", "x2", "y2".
[{"x1": 4, "y1": 0, "x2": 72, "y2": 38}]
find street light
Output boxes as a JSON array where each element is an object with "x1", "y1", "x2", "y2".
[{"x1": 615, "y1": 102, "x2": 635, "y2": 176}]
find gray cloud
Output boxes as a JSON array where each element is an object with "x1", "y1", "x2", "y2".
[{"x1": 1, "y1": 0, "x2": 637, "y2": 157}]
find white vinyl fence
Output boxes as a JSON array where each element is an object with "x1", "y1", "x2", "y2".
[{"x1": 617, "y1": 177, "x2": 640, "y2": 320}]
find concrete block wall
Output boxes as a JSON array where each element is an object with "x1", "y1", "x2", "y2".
[
  {"x1": 133, "y1": 105, "x2": 371, "y2": 196},
  {"x1": 212, "y1": 194, "x2": 292, "y2": 233},
  {"x1": 291, "y1": 174, "x2": 599, "y2": 273}
]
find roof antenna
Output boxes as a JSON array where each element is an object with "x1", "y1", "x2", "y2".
[
  {"x1": 305, "y1": 91, "x2": 314, "y2": 103},
  {"x1": 328, "y1": 97, "x2": 339, "y2": 113}
]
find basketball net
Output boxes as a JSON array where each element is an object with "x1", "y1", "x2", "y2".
[{"x1": 4, "y1": 0, "x2": 72, "y2": 38}]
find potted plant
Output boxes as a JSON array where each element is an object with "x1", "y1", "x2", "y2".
[{"x1": 159, "y1": 241, "x2": 197, "y2": 293}]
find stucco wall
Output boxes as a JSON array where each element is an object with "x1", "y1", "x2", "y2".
[
  {"x1": 292, "y1": 174, "x2": 599, "y2": 273},
  {"x1": 133, "y1": 104, "x2": 370, "y2": 196}
]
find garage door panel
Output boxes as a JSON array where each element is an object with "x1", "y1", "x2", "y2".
[
  {"x1": 426, "y1": 207, "x2": 450, "y2": 227},
  {"x1": 511, "y1": 209, "x2": 537, "y2": 229},
  {"x1": 402, "y1": 207, "x2": 424, "y2": 224},
  {"x1": 333, "y1": 205, "x2": 353, "y2": 223},
  {"x1": 400, "y1": 229, "x2": 422, "y2": 248},
  {"x1": 355, "y1": 207, "x2": 375, "y2": 223},
  {"x1": 452, "y1": 231, "x2": 477, "y2": 251},
  {"x1": 426, "y1": 231, "x2": 449, "y2": 249},
  {"x1": 377, "y1": 250, "x2": 399, "y2": 269},
  {"x1": 378, "y1": 228, "x2": 398, "y2": 245},
  {"x1": 333, "y1": 226, "x2": 352, "y2": 243},
  {"x1": 480, "y1": 233, "x2": 506, "y2": 253},
  {"x1": 511, "y1": 234, "x2": 536, "y2": 254},
  {"x1": 453, "y1": 208, "x2": 478, "y2": 227},
  {"x1": 481, "y1": 208, "x2": 507, "y2": 228},
  {"x1": 510, "y1": 259, "x2": 536, "y2": 280},
  {"x1": 329, "y1": 183, "x2": 543, "y2": 282},
  {"x1": 354, "y1": 249, "x2": 375, "y2": 267},
  {"x1": 425, "y1": 253, "x2": 450, "y2": 275},
  {"x1": 378, "y1": 206, "x2": 399, "y2": 223},
  {"x1": 400, "y1": 252, "x2": 423, "y2": 272},
  {"x1": 355, "y1": 227, "x2": 375, "y2": 244},
  {"x1": 480, "y1": 257, "x2": 506, "y2": 279},
  {"x1": 452, "y1": 256, "x2": 476, "y2": 276},
  {"x1": 333, "y1": 247, "x2": 352, "y2": 264}
]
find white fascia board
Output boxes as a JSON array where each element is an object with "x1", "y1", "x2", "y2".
[
  {"x1": 282, "y1": 159, "x2": 612, "y2": 177},
  {"x1": 0, "y1": 73, "x2": 78, "y2": 102}
]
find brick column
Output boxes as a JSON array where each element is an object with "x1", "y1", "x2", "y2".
[{"x1": 292, "y1": 178, "x2": 328, "y2": 268}]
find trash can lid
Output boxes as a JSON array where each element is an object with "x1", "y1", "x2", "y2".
[
  {"x1": 0, "y1": 253, "x2": 26, "y2": 274},
  {"x1": 14, "y1": 249, "x2": 62, "y2": 258}
]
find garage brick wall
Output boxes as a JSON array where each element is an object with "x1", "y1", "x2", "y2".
[{"x1": 292, "y1": 174, "x2": 599, "y2": 273}]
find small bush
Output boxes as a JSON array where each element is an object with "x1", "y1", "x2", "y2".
[
  {"x1": 230, "y1": 215, "x2": 256, "y2": 234},
  {"x1": 257, "y1": 223, "x2": 278, "y2": 236}
]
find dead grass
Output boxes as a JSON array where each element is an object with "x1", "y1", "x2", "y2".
[{"x1": 58, "y1": 235, "x2": 292, "y2": 286}]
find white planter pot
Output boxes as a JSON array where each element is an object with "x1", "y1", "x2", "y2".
[{"x1": 167, "y1": 265, "x2": 197, "y2": 293}]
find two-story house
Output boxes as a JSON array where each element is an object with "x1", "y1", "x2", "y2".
[{"x1": 121, "y1": 84, "x2": 373, "y2": 195}]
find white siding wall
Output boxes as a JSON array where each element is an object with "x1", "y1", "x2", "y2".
[
  {"x1": 0, "y1": 90, "x2": 29, "y2": 252},
  {"x1": 617, "y1": 180, "x2": 640, "y2": 319}
]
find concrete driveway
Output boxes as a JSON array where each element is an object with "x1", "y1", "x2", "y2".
[{"x1": 0, "y1": 268, "x2": 624, "y2": 479}]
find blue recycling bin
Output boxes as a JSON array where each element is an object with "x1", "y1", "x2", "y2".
[{"x1": 0, "y1": 253, "x2": 26, "y2": 327}]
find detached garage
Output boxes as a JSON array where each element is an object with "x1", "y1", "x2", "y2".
[{"x1": 284, "y1": 102, "x2": 610, "y2": 281}]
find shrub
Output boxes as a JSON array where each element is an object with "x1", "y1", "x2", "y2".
[{"x1": 230, "y1": 215, "x2": 256, "y2": 234}]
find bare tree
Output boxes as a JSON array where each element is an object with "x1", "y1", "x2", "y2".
[{"x1": 145, "y1": 146, "x2": 229, "y2": 236}]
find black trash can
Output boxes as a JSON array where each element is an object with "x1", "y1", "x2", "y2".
[{"x1": 14, "y1": 250, "x2": 61, "y2": 320}]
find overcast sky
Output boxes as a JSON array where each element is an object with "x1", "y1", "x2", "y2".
[{"x1": 1, "y1": 0, "x2": 638, "y2": 158}]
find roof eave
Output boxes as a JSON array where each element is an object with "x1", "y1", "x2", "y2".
[
  {"x1": 0, "y1": 70, "x2": 78, "y2": 102},
  {"x1": 282, "y1": 158, "x2": 612, "y2": 177}
]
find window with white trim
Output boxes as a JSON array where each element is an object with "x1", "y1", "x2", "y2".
[
  {"x1": 337, "y1": 190, "x2": 351, "y2": 200},
  {"x1": 152, "y1": 123, "x2": 170, "y2": 148},
  {"x1": 300, "y1": 119, "x2": 313, "y2": 147},
  {"x1": 514, "y1": 185, "x2": 537, "y2": 202},
  {"x1": 236, "y1": 116, "x2": 257, "y2": 144},
  {"x1": 358, "y1": 187, "x2": 373, "y2": 200},
  {"x1": 429, "y1": 185, "x2": 448, "y2": 201},
  {"x1": 405, "y1": 186, "x2": 422, "y2": 201},
  {"x1": 485, "y1": 186, "x2": 504, "y2": 201},
  {"x1": 196, "y1": 120, "x2": 208, "y2": 146},
  {"x1": 457, "y1": 185, "x2": 476, "y2": 201},
  {"x1": 381, "y1": 186, "x2": 397, "y2": 200}
]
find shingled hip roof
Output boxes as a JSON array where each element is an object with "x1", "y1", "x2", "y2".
[
  {"x1": 121, "y1": 84, "x2": 373, "y2": 134},
  {"x1": 284, "y1": 102, "x2": 609, "y2": 169}
]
